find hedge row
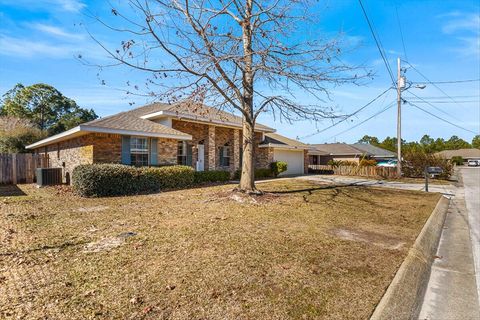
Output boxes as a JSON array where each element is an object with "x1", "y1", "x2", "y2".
[
  {"x1": 72, "y1": 164, "x2": 231, "y2": 197},
  {"x1": 194, "y1": 170, "x2": 230, "y2": 184}
]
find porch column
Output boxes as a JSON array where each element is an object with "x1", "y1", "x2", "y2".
[
  {"x1": 208, "y1": 125, "x2": 216, "y2": 170},
  {"x1": 233, "y1": 129, "x2": 240, "y2": 172}
]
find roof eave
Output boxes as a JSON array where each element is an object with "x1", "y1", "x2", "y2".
[
  {"x1": 26, "y1": 125, "x2": 192, "y2": 149},
  {"x1": 141, "y1": 110, "x2": 276, "y2": 133},
  {"x1": 259, "y1": 143, "x2": 308, "y2": 150}
]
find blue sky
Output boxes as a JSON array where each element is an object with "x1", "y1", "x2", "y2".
[{"x1": 0, "y1": 0, "x2": 479, "y2": 143}]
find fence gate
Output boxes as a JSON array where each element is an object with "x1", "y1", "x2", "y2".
[{"x1": 0, "y1": 153, "x2": 50, "y2": 184}]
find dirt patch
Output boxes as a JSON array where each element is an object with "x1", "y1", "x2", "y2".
[
  {"x1": 329, "y1": 227, "x2": 406, "y2": 250},
  {"x1": 77, "y1": 205, "x2": 110, "y2": 213},
  {"x1": 83, "y1": 237, "x2": 124, "y2": 253}
]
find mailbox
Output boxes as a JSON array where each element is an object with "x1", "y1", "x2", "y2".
[{"x1": 426, "y1": 167, "x2": 443, "y2": 175}]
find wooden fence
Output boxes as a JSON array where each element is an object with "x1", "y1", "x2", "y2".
[
  {"x1": 0, "y1": 153, "x2": 50, "y2": 184},
  {"x1": 308, "y1": 164, "x2": 398, "y2": 179}
]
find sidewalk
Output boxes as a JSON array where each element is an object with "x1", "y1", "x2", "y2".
[{"x1": 418, "y1": 168, "x2": 480, "y2": 319}]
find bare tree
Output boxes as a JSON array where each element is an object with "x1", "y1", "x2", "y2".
[{"x1": 88, "y1": 0, "x2": 369, "y2": 193}]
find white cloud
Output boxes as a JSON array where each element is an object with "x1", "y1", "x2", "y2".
[
  {"x1": 0, "y1": 35, "x2": 74, "y2": 58},
  {"x1": 439, "y1": 12, "x2": 480, "y2": 58},
  {"x1": 0, "y1": 34, "x2": 110, "y2": 60},
  {"x1": 454, "y1": 36, "x2": 480, "y2": 57},
  {"x1": 442, "y1": 14, "x2": 480, "y2": 34},
  {"x1": 56, "y1": 0, "x2": 85, "y2": 12},
  {"x1": 30, "y1": 23, "x2": 85, "y2": 40},
  {"x1": 0, "y1": 0, "x2": 86, "y2": 13}
]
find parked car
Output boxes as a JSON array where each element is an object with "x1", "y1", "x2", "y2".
[
  {"x1": 377, "y1": 160, "x2": 398, "y2": 167},
  {"x1": 467, "y1": 159, "x2": 479, "y2": 167}
]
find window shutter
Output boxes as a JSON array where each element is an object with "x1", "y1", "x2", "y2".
[
  {"x1": 186, "y1": 143, "x2": 193, "y2": 166},
  {"x1": 121, "y1": 136, "x2": 131, "y2": 165},
  {"x1": 150, "y1": 138, "x2": 158, "y2": 165}
]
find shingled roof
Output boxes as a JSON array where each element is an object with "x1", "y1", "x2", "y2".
[
  {"x1": 435, "y1": 148, "x2": 480, "y2": 159},
  {"x1": 260, "y1": 133, "x2": 309, "y2": 149},
  {"x1": 26, "y1": 101, "x2": 274, "y2": 149},
  {"x1": 310, "y1": 143, "x2": 365, "y2": 155},
  {"x1": 352, "y1": 143, "x2": 396, "y2": 158},
  {"x1": 82, "y1": 112, "x2": 191, "y2": 138},
  {"x1": 127, "y1": 101, "x2": 275, "y2": 132}
]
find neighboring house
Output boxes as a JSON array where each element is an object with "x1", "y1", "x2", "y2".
[
  {"x1": 26, "y1": 102, "x2": 307, "y2": 182},
  {"x1": 435, "y1": 148, "x2": 480, "y2": 163},
  {"x1": 308, "y1": 143, "x2": 366, "y2": 165},
  {"x1": 351, "y1": 143, "x2": 397, "y2": 162},
  {"x1": 308, "y1": 143, "x2": 396, "y2": 165},
  {"x1": 259, "y1": 133, "x2": 310, "y2": 175}
]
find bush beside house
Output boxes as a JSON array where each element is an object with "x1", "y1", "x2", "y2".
[
  {"x1": 72, "y1": 164, "x2": 231, "y2": 197},
  {"x1": 450, "y1": 156, "x2": 464, "y2": 166},
  {"x1": 270, "y1": 161, "x2": 288, "y2": 177},
  {"x1": 193, "y1": 170, "x2": 230, "y2": 184}
]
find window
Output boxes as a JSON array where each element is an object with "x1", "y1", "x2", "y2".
[
  {"x1": 219, "y1": 144, "x2": 230, "y2": 167},
  {"x1": 130, "y1": 137, "x2": 149, "y2": 166},
  {"x1": 177, "y1": 141, "x2": 192, "y2": 166}
]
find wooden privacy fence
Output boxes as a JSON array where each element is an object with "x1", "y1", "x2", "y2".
[
  {"x1": 0, "y1": 153, "x2": 50, "y2": 184},
  {"x1": 308, "y1": 164, "x2": 398, "y2": 179}
]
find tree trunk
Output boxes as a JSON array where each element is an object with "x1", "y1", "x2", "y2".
[
  {"x1": 239, "y1": 118, "x2": 256, "y2": 192},
  {"x1": 237, "y1": 0, "x2": 256, "y2": 193}
]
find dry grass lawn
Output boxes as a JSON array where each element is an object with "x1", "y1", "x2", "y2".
[{"x1": 0, "y1": 180, "x2": 440, "y2": 320}]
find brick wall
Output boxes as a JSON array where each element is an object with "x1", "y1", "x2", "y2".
[
  {"x1": 157, "y1": 138, "x2": 177, "y2": 165},
  {"x1": 39, "y1": 134, "x2": 95, "y2": 183},
  {"x1": 172, "y1": 120, "x2": 244, "y2": 172},
  {"x1": 36, "y1": 133, "x2": 179, "y2": 183}
]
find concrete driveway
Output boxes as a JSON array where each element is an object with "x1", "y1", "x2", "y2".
[{"x1": 298, "y1": 174, "x2": 456, "y2": 195}]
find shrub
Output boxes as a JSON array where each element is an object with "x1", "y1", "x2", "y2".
[
  {"x1": 402, "y1": 150, "x2": 453, "y2": 179},
  {"x1": 142, "y1": 165, "x2": 195, "y2": 189},
  {"x1": 451, "y1": 156, "x2": 464, "y2": 166},
  {"x1": 270, "y1": 161, "x2": 288, "y2": 177},
  {"x1": 359, "y1": 159, "x2": 377, "y2": 166},
  {"x1": 194, "y1": 170, "x2": 230, "y2": 184},
  {"x1": 327, "y1": 160, "x2": 342, "y2": 168},
  {"x1": 233, "y1": 168, "x2": 274, "y2": 180},
  {"x1": 255, "y1": 168, "x2": 274, "y2": 179},
  {"x1": 339, "y1": 160, "x2": 358, "y2": 167},
  {"x1": 72, "y1": 164, "x2": 194, "y2": 197}
]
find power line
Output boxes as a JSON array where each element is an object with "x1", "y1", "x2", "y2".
[
  {"x1": 405, "y1": 95, "x2": 480, "y2": 99},
  {"x1": 394, "y1": 1, "x2": 408, "y2": 60},
  {"x1": 402, "y1": 60, "x2": 471, "y2": 109},
  {"x1": 405, "y1": 91, "x2": 462, "y2": 121},
  {"x1": 406, "y1": 101, "x2": 478, "y2": 134},
  {"x1": 324, "y1": 101, "x2": 397, "y2": 141},
  {"x1": 407, "y1": 100, "x2": 479, "y2": 104},
  {"x1": 411, "y1": 79, "x2": 480, "y2": 85},
  {"x1": 358, "y1": 0, "x2": 396, "y2": 87},
  {"x1": 298, "y1": 87, "x2": 393, "y2": 139}
]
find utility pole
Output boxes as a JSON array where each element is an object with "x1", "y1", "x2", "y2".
[{"x1": 396, "y1": 57, "x2": 402, "y2": 177}]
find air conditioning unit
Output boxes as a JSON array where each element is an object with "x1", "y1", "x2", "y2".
[{"x1": 36, "y1": 168, "x2": 63, "y2": 186}]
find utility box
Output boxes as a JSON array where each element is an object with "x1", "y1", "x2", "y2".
[{"x1": 36, "y1": 168, "x2": 63, "y2": 186}]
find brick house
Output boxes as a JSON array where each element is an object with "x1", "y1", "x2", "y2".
[{"x1": 26, "y1": 102, "x2": 309, "y2": 182}]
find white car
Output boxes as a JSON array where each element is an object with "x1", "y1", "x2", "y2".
[{"x1": 467, "y1": 159, "x2": 479, "y2": 167}]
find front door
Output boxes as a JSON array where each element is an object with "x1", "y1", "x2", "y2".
[{"x1": 196, "y1": 144, "x2": 205, "y2": 171}]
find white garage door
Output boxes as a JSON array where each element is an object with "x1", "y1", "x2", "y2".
[{"x1": 273, "y1": 149, "x2": 304, "y2": 175}]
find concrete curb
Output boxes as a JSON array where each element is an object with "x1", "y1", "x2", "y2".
[{"x1": 370, "y1": 195, "x2": 450, "y2": 320}]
